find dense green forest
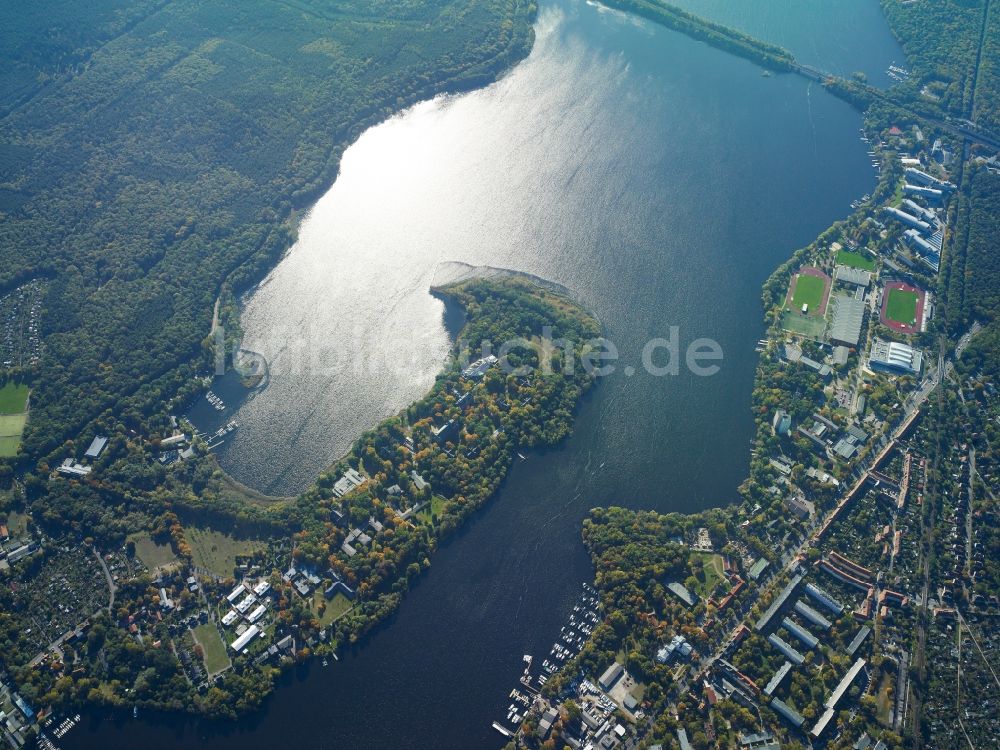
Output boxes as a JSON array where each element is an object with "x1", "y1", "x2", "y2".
[
  {"x1": 945, "y1": 166, "x2": 1000, "y2": 328},
  {"x1": 880, "y1": 0, "x2": 984, "y2": 119},
  {"x1": 946, "y1": 165, "x2": 1000, "y2": 382},
  {"x1": 973, "y1": 0, "x2": 1000, "y2": 131},
  {"x1": 0, "y1": 0, "x2": 535, "y2": 462},
  {"x1": 0, "y1": 0, "x2": 167, "y2": 117}
]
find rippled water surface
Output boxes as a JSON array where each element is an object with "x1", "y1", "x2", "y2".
[{"x1": 70, "y1": 0, "x2": 900, "y2": 747}]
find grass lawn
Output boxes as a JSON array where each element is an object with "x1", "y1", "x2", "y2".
[
  {"x1": 0, "y1": 383, "x2": 28, "y2": 414},
  {"x1": 885, "y1": 288, "x2": 919, "y2": 325},
  {"x1": 192, "y1": 622, "x2": 231, "y2": 674},
  {"x1": 836, "y1": 249, "x2": 876, "y2": 271},
  {"x1": 187, "y1": 526, "x2": 265, "y2": 578},
  {"x1": 0, "y1": 410, "x2": 27, "y2": 458},
  {"x1": 780, "y1": 310, "x2": 827, "y2": 339},
  {"x1": 5, "y1": 511, "x2": 29, "y2": 536},
  {"x1": 690, "y1": 552, "x2": 725, "y2": 597},
  {"x1": 417, "y1": 494, "x2": 447, "y2": 525},
  {"x1": 128, "y1": 532, "x2": 178, "y2": 570},
  {"x1": 790, "y1": 274, "x2": 826, "y2": 313},
  {"x1": 875, "y1": 672, "x2": 894, "y2": 726},
  {"x1": 0, "y1": 436, "x2": 20, "y2": 458},
  {"x1": 313, "y1": 591, "x2": 353, "y2": 627}
]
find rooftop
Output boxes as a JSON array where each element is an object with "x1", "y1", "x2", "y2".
[{"x1": 829, "y1": 294, "x2": 865, "y2": 347}]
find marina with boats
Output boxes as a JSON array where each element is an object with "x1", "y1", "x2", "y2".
[
  {"x1": 36, "y1": 713, "x2": 82, "y2": 750},
  {"x1": 492, "y1": 582, "x2": 601, "y2": 738}
]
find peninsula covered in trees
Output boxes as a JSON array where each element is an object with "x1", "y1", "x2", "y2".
[{"x1": 1, "y1": 275, "x2": 601, "y2": 719}]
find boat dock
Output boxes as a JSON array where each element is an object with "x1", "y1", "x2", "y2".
[{"x1": 491, "y1": 582, "x2": 602, "y2": 736}]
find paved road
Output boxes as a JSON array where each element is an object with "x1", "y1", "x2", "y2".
[{"x1": 955, "y1": 321, "x2": 983, "y2": 359}]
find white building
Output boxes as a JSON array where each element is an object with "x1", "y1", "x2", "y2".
[
  {"x1": 253, "y1": 580, "x2": 271, "y2": 597},
  {"x1": 868, "y1": 338, "x2": 922, "y2": 376},
  {"x1": 230, "y1": 624, "x2": 260, "y2": 653}
]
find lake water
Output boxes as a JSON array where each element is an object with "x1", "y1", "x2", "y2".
[
  {"x1": 667, "y1": 0, "x2": 905, "y2": 88},
  {"x1": 67, "y1": 0, "x2": 900, "y2": 747}
]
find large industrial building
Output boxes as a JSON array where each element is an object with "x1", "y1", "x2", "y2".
[
  {"x1": 902, "y1": 183, "x2": 943, "y2": 202},
  {"x1": 883, "y1": 206, "x2": 931, "y2": 233},
  {"x1": 834, "y1": 265, "x2": 871, "y2": 288},
  {"x1": 868, "y1": 338, "x2": 922, "y2": 376},
  {"x1": 828, "y1": 295, "x2": 866, "y2": 347},
  {"x1": 901, "y1": 198, "x2": 937, "y2": 225},
  {"x1": 902, "y1": 229, "x2": 941, "y2": 270},
  {"x1": 904, "y1": 166, "x2": 956, "y2": 192}
]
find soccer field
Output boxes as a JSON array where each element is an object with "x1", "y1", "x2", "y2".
[
  {"x1": 0, "y1": 385, "x2": 30, "y2": 458},
  {"x1": 0, "y1": 414, "x2": 26, "y2": 457},
  {"x1": 0, "y1": 383, "x2": 29, "y2": 414},
  {"x1": 192, "y1": 622, "x2": 231, "y2": 675},
  {"x1": 885, "y1": 288, "x2": 919, "y2": 325},
  {"x1": 791, "y1": 274, "x2": 826, "y2": 314}
]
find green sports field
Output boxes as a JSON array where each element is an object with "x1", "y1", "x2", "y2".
[
  {"x1": 192, "y1": 622, "x2": 231, "y2": 675},
  {"x1": 0, "y1": 384, "x2": 28, "y2": 458},
  {"x1": 885, "y1": 288, "x2": 919, "y2": 325},
  {"x1": 836, "y1": 249, "x2": 876, "y2": 271},
  {"x1": 0, "y1": 383, "x2": 29, "y2": 414},
  {"x1": 790, "y1": 274, "x2": 826, "y2": 314},
  {"x1": 780, "y1": 311, "x2": 828, "y2": 338}
]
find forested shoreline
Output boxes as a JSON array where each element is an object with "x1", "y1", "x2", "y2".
[
  {"x1": 0, "y1": 0, "x2": 537, "y2": 464},
  {"x1": 1, "y1": 276, "x2": 604, "y2": 718}
]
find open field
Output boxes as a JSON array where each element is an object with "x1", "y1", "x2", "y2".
[
  {"x1": 0, "y1": 383, "x2": 29, "y2": 413},
  {"x1": 836, "y1": 249, "x2": 876, "y2": 271},
  {"x1": 690, "y1": 552, "x2": 725, "y2": 597},
  {"x1": 885, "y1": 288, "x2": 919, "y2": 325},
  {"x1": 128, "y1": 532, "x2": 178, "y2": 571},
  {"x1": 5, "y1": 510, "x2": 29, "y2": 536},
  {"x1": 0, "y1": 415, "x2": 26, "y2": 458},
  {"x1": 192, "y1": 622, "x2": 231, "y2": 675},
  {"x1": 417, "y1": 494, "x2": 448, "y2": 525},
  {"x1": 187, "y1": 526, "x2": 265, "y2": 578},
  {"x1": 0, "y1": 414, "x2": 26, "y2": 435},
  {"x1": 0, "y1": 384, "x2": 29, "y2": 457},
  {"x1": 780, "y1": 310, "x2": 828, "y2": 338},
  {"x1": 314, "y1": 591, "x2": 353, "y2": 627}
]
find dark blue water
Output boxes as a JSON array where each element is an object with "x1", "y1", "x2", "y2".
[{"x1": 65, "y1": 0, "x2": 895, "y2": 747}]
